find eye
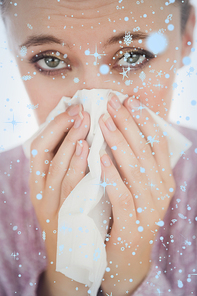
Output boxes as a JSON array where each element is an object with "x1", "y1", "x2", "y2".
[
  {"x1": 29, "y1": 51, "x2": 71, "y2": 75},
  {"x1": 118, "y1": 52, "x2": 146, "y2": 67},
  {"x1": 113, "y1": 48, "x2": 155, "y2": 70},
  {"x1": 37, "y1": 56, "x2": 66, "y2": 70}
]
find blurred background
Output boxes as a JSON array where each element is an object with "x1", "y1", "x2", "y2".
[{"x1": 0, "y1": 1, "x2": 197, "y2": 152}]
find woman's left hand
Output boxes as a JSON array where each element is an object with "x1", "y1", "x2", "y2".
[{"x1": 98, "y1": 93, "x2": 176, "y2": 296}]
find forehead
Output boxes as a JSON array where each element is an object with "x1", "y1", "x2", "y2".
[{"x1": 7, "y1": 0, "x2": 180, "y2": 51}]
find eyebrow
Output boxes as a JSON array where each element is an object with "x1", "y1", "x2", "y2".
[
  {"x1": 19, "y1": 31, "x2": 148, "y2": 50},
  {"x1": 19, "y1": 34, "x2": 69, "y2": 49},
  {"x1": 103, "y1": 31, "x2": 148, "y2": 48}
]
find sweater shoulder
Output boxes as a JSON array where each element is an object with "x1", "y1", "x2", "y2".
[
  {"x1": 0, "y1": 145, "x2": 30, "y2": 204},
  {"x1": 170, "y1": 123, "x2": 197, "y2": 148},
  {"x1": 0, "y1": 145, "x2": 28, "y2": 171}
]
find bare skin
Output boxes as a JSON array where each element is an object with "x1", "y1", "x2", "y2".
[{"x1": 4, "y1": 0, "x2": 196, "y2": 295}]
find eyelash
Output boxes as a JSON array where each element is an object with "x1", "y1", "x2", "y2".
[
  {"x1": 29, "y1": 48, "x2": 155, "y2": 76},
  {"x1": 29, "y1": 52, "x2": 71, "y2": 76},
  {"x1": 114, "y1": 48, "x2": 155, "y2": 71}
]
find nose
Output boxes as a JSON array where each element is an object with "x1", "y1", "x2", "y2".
[{"x1": 78, "y1": 62, "x2": 110, "y2": 90}]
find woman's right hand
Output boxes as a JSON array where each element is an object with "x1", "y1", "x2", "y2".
[{"x1": 29, "y1": 104, "x2": 90, "y2": 296}]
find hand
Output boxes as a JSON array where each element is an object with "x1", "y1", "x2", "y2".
[
  {"x1": 29, "y1": 104, "x2": 90, "y2": 296},
  {"x1": 98, "y1": 93, "x2": 176, "y2": 296}
]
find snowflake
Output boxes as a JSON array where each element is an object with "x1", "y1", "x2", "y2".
[
  {"x1": 85, "y1": 45, "x2": 106, "y2": 65},
  {"x1": 42, "y1": 231, "x2": 46, "y2": 241},
  {"x1": 180, "y1": 181, "x2": 187, "y2": 192},
  {"x1": 161, "y1": 193, "x2": 170, "y2": 200},
  {"x1": 171, "y1": 219, "x2": 177, "y2": 224},
  {"x1": 178, "y1": 213, "x2": 187, "y2": 220},
  {"x1": 123, "y1": 32, "x2": 132, "y2": 46},
  {"x1": 125, "y1": 79, "x2": 133, "y2": 86},
  {"x1": 186, "y1": 71, "x2": 192, "y2": 77},
  {"x1": 21, "y1": 75, "x2": 32, "y2": 81},
  {"x1": 120, "y1": 67, "x2": 129, "y2": 80},
  {"x1": 184, "y1": 239, "x2": 191, "y2": 246},
  {"x1": 180, "y1": 185, "x2": 186, "y2": 192},
  {"x1": 11, "y1": 252, "x2": 19, "y2": 260},
  {"x1": 20, "y1": 46, "x2": 27, "y2": 56},
  {"x1": 27, "y1": 103, "x2": 39, "y2": 110},
  {"x1": 93, "y1": 248, "x2": 101, "y2": 261},
  {"x1": 27, "y1": 23, "x2": 33, "y2": 29},
  {"x1": 158, "y1": 28, "x2": 166, "y2": 34},
  {"x1": 156, "y1": 70, "x2": 163, "y2": 77},
  {"x1": 146, "y1": 135, "x2": 160, "y2": 147},
  {"x1": 133, "y1": 26, "x2": 140, "y2": 32},
  {"x1": 156, "y1": 289, "x2": 164, "y2": 295},
  {"x1": 155, "y1": 270, "x2": 161, "y2": 279},
  {"x1": 123, "y1": 52, "x2": 130, "y2": 61},
  {"x1": 139, "y1": 71, "x2": 146, "y2": 81}
]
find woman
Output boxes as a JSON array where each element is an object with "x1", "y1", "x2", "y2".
[{"x1": 0, "y1": 0, "x2": 196, "y2": 295}]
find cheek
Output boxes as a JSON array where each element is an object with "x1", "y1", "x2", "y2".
[
  {"x1": 139, "y1": 84, "x2": 173, "y2": 118},
  {"x1": 124, "y1": 54, "x2": 179, "y2": 118},
  {"x1": 19, "y1": 66, "x2": 81, "y2": 124},
  {"x1": 21, "y1": 77, "x2": 64, "y2": 124},
  {"x1": 17, "y1": 59, "x2": 76, "y2": 100},
  {"x1": 126, "y1": 73, "x2": 174, "y2": 119}
]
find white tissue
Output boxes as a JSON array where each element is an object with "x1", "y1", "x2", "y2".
[{"x1": 23, "y1": 89, "x2": 192, "y2": 296}]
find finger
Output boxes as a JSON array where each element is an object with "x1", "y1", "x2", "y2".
[
  {"x1": 45, "y1": 111, "x2": 90, "y2": 196},
  {"x1": 29, "y1": 104, "x2": 83, "y2": 205},
  {"x1": 99, "y1": 150, "x2": 136, "y2": 243},
  {"x1": 32, "y1": 103, "x2": 83, "y2": 157},
  {"x1": 107, "y1": 94, "x2": 163, "y2": 188},
  {"x1": 124, "y1": 96, "x2": 174, "y2": 187},
  {"x1": 30, "y1": 104, "x2": 82, "y2": 178},
  {"x1": 60, "y1": 140, "x2": 89, "y2": 208},
  {"x1": 99, "y1": 112, "x2": 150, "y2": 198}
]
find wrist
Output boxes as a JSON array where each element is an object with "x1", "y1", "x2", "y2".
[
  {"x1": 101, "y1": 245, "x2": 152, "y2": 296},
  {"x1": 101, "y1": 260, "x2": 151, "y2": 296}
]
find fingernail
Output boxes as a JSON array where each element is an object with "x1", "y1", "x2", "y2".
[
  {"x1": 73, "y1": 111, "x2": 84, "y2": 129},
  {"x1": 67, "y1": 104, "x2": 82, "y2": 116},
  {"x1": 76, "y1": 140, "x2": 83, "y2": 156},
  {"x1": 108, "y1": 93, "x2": 121, "y2": 111},
  {"x1": 102, "y1": 112, "x2": 116, "y2": 132},
  {"x1": 128, "y1": 97, "x2": 140, "y2": 110},
  {"x1": 99, "y1": 149, "x2": 111, "y2": 167}
]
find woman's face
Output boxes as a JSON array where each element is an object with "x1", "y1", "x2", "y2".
[{"x1": 5, "y1": 0, "x2": 189, "y2": 124}]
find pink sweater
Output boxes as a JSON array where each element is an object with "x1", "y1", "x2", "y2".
[{"x1": 0, "y1": 124, "x2": 197, "y2": 296}]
